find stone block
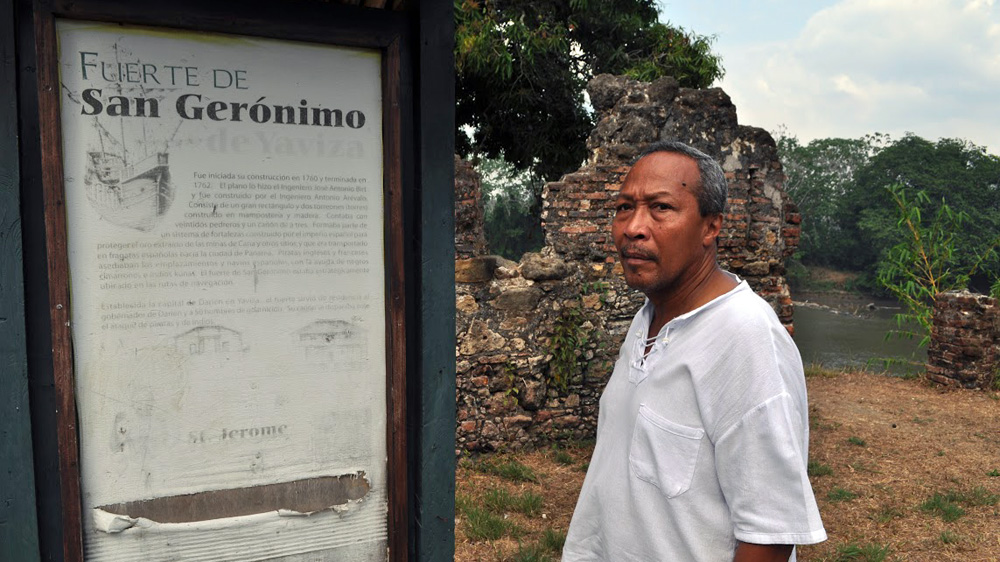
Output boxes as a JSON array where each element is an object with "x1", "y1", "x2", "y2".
[
  {"x1": 493, "y1": 286, "x2": 544, "y2": 312},
  {"x1": 520, "y1": 252, "x2": 574, "y2": 281},
  {"x1": 456, "y1": 257, "x2": 495, "y2": 283}
]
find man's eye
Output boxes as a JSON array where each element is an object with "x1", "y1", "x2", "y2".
[
  {"x1": 653, "y1": 203, "x2": 672, "y2": 211},
  {"x1": 615, "y1": 203, "x2": 632, "y2": 212}
]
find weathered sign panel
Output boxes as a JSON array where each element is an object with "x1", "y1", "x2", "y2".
[{"x1": 57, "y1": 20, "x2": 389, "y2": 561}]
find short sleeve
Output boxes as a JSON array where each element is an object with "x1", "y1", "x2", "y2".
[{"x1": 714, "y1": 393, "x2": 827, "y2": 545}]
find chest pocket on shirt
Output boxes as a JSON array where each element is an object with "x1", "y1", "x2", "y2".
[{"x1": 629, "y1": 404, "x2": 705, "y2": 498}]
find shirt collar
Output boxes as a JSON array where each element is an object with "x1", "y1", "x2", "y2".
[{"x1": 639, "y1": 271, "x2": 748, "y2": 335}]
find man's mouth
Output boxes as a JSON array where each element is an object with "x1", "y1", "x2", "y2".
[{"x1": 620, "y1": 246, "x2": 657, "y2": 262}]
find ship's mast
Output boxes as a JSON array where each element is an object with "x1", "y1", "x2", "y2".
[{"x1": 113, "y1": 41, "x2": 127, "y2": 166}]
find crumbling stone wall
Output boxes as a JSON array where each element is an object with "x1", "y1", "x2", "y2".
[
  {"x1": 455, "y1": 251, "x2": 613, "y2": 452},
  {"x1": 455, "y1": 155, "x2": 488, "y2": 259},
  {"x1": 455, "y1": 75, "x2": 800, "y2": 453},
  {"x1": 544, "y1": 75, "x2": 799, "y2": 330},
  {"x1": 927, "y1": 291, "x2": 1000, "y2": 389}
]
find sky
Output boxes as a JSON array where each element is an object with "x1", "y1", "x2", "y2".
[{"x1": 659, "y1": 0, "x2": 1000, "y2": 155}]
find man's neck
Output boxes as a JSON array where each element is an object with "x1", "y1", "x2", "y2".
[{"x1": 647, "y1": 261, "x2": 737, "y2": 337}]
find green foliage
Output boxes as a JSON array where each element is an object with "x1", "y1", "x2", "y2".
[
  {"x1": 546, "y1": 303, "x2": 589, "y2": 392},
  {"x1": 479, "y1": 156, "x2": 545, "y2": 260},
  {"x1": 777, "y1": 132, "x2": 1000, "y2": 293},
  {"x1": 775, "y1": 131, "x2": 887, "y2": 266},
  {"x1": 876, "y1": 184, "x2": 1000, "y2": 346},
  {"x1": 988, "y1": 469, "x2": 1000, "y2": 477},
  {"x1": 845, "y1": 135, "x2": 1000, "y2": 280},
  {"x1": 831, "y1": 541, "x2": 892, "y2": 562},
  {"x1": 456, "y1": 0, "x2": 724, "y2": 181},
  {"x1": 476, "y1": 457, "x2": 539, "y2": 483},
  {"x1": 828, "y1": 487, "x2": 859, "y2": 502}
]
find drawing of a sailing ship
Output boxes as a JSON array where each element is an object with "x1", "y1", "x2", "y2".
[{"x1": 84, "y1": 107, "x2": 176, "y2": 232}]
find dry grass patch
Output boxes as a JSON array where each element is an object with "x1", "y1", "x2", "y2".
[
  {"x1": 455, "y1": 446, "x2": 591, "y2": 562},
  {"x1": 455, "y1": 371, "x2": 1000, "y2": 561}
]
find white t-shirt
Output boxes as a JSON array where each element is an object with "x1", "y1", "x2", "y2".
[{"x1": 563, "y1": 277, "x2": 826, "y2": 561}]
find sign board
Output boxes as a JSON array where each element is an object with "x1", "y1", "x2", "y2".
[
  {"x1": 4, "y1": 0, "x2": 459, "y2": 559},
  {"x1": 57, "y1": 21, "x2": 389, "y2": 561}
]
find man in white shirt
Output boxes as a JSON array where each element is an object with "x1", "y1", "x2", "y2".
[{"x1": 562, "y1": 141, "x2": 826, "y2": 561}]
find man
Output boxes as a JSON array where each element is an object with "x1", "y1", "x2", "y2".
[{"x1": 562, "y1": 141, "x2": 826, "y2": 561}]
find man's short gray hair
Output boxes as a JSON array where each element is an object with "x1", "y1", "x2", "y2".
[{"x1": 636, "y1": 140, "x2": 728, "y2": 216}]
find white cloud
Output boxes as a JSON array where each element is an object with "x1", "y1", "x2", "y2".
[{"x1": 718, "y1": 0, "x2": 1000, "y2": 153}]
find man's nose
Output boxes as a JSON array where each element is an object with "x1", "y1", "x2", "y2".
[{"x1": 622, "y1": 208, "x2": 650, "y2": 239}]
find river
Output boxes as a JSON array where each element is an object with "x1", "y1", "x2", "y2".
[{"x1": 791, "y1": 291, "x2": 926, "y2": 376}]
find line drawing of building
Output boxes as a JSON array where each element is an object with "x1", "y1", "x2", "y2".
[{"x1": 175, "y1": 325, "x2": 244, "y2": 356}]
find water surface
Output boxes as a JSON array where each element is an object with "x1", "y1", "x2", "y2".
[{"x1": 791, "y1": 292, "x2": 926, "y2": 376}]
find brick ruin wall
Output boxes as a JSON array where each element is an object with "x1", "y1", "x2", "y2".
[
  {"x1": 927, "y1": 291, "x2": 1000, "y2": 389},
  {"x1": 454, "y1": 75, "x2": 801, "y2": 453},
  {"x1": 454, "y1": 154, "x2": 488, "y2": 260}
]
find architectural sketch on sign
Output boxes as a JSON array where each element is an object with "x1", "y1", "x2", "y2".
[
  {"x1": 175, "y1": 325, "x2": 245, "y2": 355},
  {"x1": 297, "y1": 319, "x2": 366, "y2": 361}
]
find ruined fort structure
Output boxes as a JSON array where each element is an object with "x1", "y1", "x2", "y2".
[{"x1": 454, "y1": 75, "x2": 801, "y2": 452}]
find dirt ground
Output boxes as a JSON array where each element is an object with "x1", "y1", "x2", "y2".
[{"x1": 455, "y1": 370, "x2": 1000, "y2": 561}]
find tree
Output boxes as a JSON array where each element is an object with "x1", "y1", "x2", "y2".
[
  {"x1": 478, "y1": 156, "x2": 545, "y2": 260},
  {"x1": 843, "y1": 135, "x2": 1000, "y2": 281},
  {"x1": 877, "y1": 184, "x2": 999, "y2": 346},
  {"x1": 775, "y1": 131, "x2": 887, "y2": 266},
  {"x1": 455, "y1": 0, "x2": 724, "y2": 182}
]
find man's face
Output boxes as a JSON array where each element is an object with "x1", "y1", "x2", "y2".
[{"x1": 612, "y1": 151, "x2": 722, "y2": 301}]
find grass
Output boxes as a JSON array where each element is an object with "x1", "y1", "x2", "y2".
[
  {"x1": 462, "y1": 503, "x2": 522, "y2": 541},
  {"x1": 919, "y1": 486, "x2": 1000, "y2": 522},
  {"x1": 870, "y1": 505, "x2": 904, "y2": 524},
  {"x1": 847, "y1": 436, "x2": 867, "y2": 447},
  {"x1": 475, "y1": 457, "x2": 538, "y2": 483},
  {"x1": 965, "y1": 485, "x2": 1000, "y2": 506},
  {"x1": 506, "y1": 489, "x2": 542, "y2": 516},
  {"x1": 482, "y1": 488, "x2": 543, "y2": 516},
  {"x1": 805, "y1": 363, "x2": 840, "y2": 378},
  {"x1": 830, "y1": 541, "x2": 892, "y2": 562},
  {"x1": 509, "y1": 542, "x2": 554, "y2": 562},
  {"x1": 551, "y1": 448, "x2": 574, "y2": 465},
  {"x1": 540, "y1": 529, "x2": 566, "y2": 552},
  {"x1": 827, "y1": 487, "x2": 859, "y2": 502},
  {"x1": 920, "y1": 493, "x2": 966, "y2": 522},
  {"x1": 808, "y1": 460, "x2": 834, "y2": 477},
  {"x1": 939, "y1": 531, "x2": 960, "y2": 545},
  {"x1": 457, "y1": 370, "x2": 1000, "y2": 561}
]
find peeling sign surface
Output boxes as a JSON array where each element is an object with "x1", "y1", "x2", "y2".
[{"x1": 58, "y1": 21, "x2": 388, "y2": 561}]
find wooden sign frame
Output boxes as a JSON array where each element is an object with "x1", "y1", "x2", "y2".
[{"x1": 27, "y1": 1, "x2": 417, "y2": 560}]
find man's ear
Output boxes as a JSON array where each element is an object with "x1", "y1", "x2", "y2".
[{"x1": 702, "y1": 213, "x2": 723, "y2": 247}]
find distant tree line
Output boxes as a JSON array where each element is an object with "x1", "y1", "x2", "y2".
[{"x1": 777, "y1": 132, "x2": 1000, "y2": 295}]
